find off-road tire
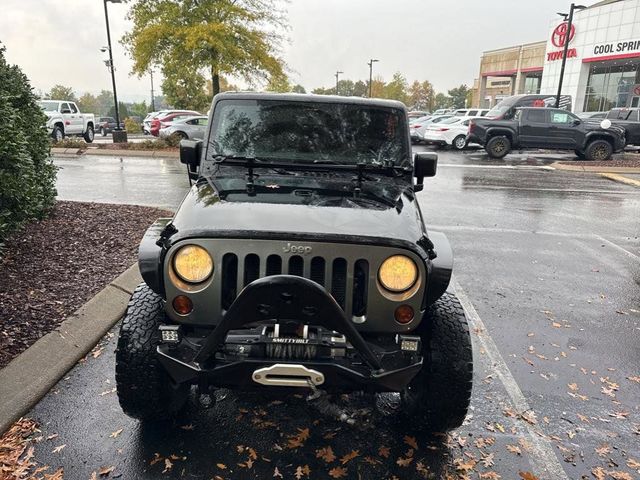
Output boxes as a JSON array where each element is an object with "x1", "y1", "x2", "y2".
[
  {"x1": 52, "y1": 125, "x2": 64, "y2": 142},
  {"x1": 116, "y1": 283, "x2": 189, "y2": 421},
  {"x1": 401, "y1": 292, "x2": 473, "y2": 432},
  {"x1": 83, "y1": 125, "x2": 94, "y2": 143},
  {"x1": 585, "y1": 139, "x2": 613, "y2": 161},
  {"x1": 452, "y1": 135, "x2": 467, "y2": 150},
  {"x1": 574, "y1": 150, "x2": 586, "y2": 160},
  {"x1": 485, "y1": 135, "x2": 511, "y2": 158}
]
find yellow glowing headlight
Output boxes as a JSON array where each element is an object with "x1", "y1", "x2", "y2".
[
  {"x1": 173, "y1": 245, "x2": 213, "y2": 284},
  {"x1": 378, "y1": 255, "x2": 418, "y2": 293}
]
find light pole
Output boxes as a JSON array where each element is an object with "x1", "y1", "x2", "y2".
[
  {"x1": 368, "y1": 59, "x2": 379, "y2": 98},
  {"x1": 103, "y1": 0, "x2": 127, "y2": 142},
  {"x1": 335, "y1": 70, "x2": 343, "y2": 95},
  {"x1": 150, "y1": 70, "x2": 156, "y2": 111},
  {"x1": 555, "y1": 3, "x2": 586, "y2": 108}
]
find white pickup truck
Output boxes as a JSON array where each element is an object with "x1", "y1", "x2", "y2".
[{"x1": 39, "y1": 100, "x2": 95, "y2": 143}]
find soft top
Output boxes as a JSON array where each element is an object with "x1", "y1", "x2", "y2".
[{"x1": 213, "y1": 92, "x2": 407, "y2": 111}]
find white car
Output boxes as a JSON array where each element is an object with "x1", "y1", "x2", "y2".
[
  {"x1": 422, "y1": 116, "x2": 479, "y2": 150},
  {"x1": 410, "y1": 115, "x2": 454, "y2": 143},
  {"x1": 159, "y1": 116, "x2": 209, "y2": 140}
]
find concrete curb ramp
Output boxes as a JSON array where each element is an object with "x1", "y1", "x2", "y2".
[
  {"x1": 0, "y1": 264, "x2": 141, "y2": 434},
  {"x1": 50, "y1": 147, "x2": 179, "y2": 158},
  {"x1": 599, "y1": 173, "x2": 640, "y2": 188}
]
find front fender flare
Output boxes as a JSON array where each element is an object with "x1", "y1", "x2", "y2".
[{"x1": 425, "y1": 231, "x2": 452, "y2": 306}]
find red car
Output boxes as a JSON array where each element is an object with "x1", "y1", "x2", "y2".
[{"x1": 150, "y1": 110, "x2": 200, "y2": 136}]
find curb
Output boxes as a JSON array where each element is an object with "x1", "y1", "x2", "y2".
[
  {"x1": 51, "y1": 147, "x2": 179, "y2": 158},
  {"x1": 0, "y1": 264, "x2": 141, "y2": 434},
  {"x1": 599, "y1": 173, "x2": 640, "y2": 188},
  {"x1": 550, "y1": 161, "x2": 640, "y2": 174}
]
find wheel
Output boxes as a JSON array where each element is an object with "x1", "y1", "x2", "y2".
[
  {"x1": 116, "y1": 283, "x2": 189, "y2": 421},
  {"x1": 574, "y1": 150, "x2": 586, "y2": 160},
  {"x1": 83, "y1": 125, "x2": 94, "y2": 143},
  {"x1": 176, "y1": 131, "x2": 188, "y2": 140},
  {"x1": 101, "y1": 127, "x2": 107, "y2": 137},
  {"x1": 585, "y1": 139, "x2": 613, "y2": 161},
  {"x1": 485, "y1": 135, "x2": 511, "y2": 158},
  {"x1": 400, "y1": 292, "x2": 473, "y2": 432},
  {"x1": 51, "y1": 125, "x2": 64, "y2": 142},
  {"x1": 452, "y1": 135, "x2": 467, "y2": 150}
]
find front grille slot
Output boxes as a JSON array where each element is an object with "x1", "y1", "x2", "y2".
[
  {"x1": 331, "y1": 258, "x2": 347, "y2": 310},
  {"x1": 220, "y1": 248, "x2": 369, "y2": 317}
]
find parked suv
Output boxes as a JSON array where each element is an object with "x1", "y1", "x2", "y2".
[
  {"x1": 115, "y1": 93, "x2": 473, "y2": 433},
  {"x1": 598, "y1": 108, "x2": 640, "y2": 146},
  {"x1": 96, "y1": 116, "x2": 125, "y2": 136},
  {"x1": 468, "y1": 107, "x2": 625, "y2": 160}
]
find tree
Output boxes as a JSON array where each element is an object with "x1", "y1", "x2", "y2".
[
  {"x1": 352, "y1": 80, "x2": 367, "y2": 97},
  {"x1": 162, "y1": 68, "x2": 210, "y2": 111},
  {"x1": 123, "y1": 0, "x2": 287, "y2": 97},
  {"x1": 97, "y1": 90, "x2": 115, "y2": 116},
  {"x1": 108, "y1": 101, "x2": 130, "y2": 120},
  {"x1": 266, "y1": 74, "x2": 292, "y2": 93},
  {"x1": 291, "y1": 84, "x2": 306, "y2": 94},
  {"x1": 407, "y1": 80, "x2": 435, "y2": 111},
  {"x1": 369, "y1": 77, "x2": 385, "y2": 98},
  {"x1": 434, "y1": 92, "x2": 451, "y2": 109},
  {"x1": 46, "y1": 85, "x2": 76, "y2": 102},
  {"x1": 381, "y1": 72, "x2": 408, "y2": 104},
  {"x1": 77, "y1": 92, "x2": 99, "y2": 114},
  {"x1": 0, "y1": 45, "x2": 56, "y2": 242},
  {"x1": 128, "y1": 101, "x2": 150, "y2": 119},
  {"x1": 448, "y1": 84, "x2": 470, "y2": 109}
]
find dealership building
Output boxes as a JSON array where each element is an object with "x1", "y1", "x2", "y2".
[{"x1": 473, "y1": 0, "x2": 640, "y2": 112}]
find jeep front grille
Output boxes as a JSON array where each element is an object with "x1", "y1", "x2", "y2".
[{"x1": 220, "y1": 252, "x2": 368, "y2": 317}]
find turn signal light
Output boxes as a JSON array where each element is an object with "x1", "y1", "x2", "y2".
[
  {"x1": 172, "y1": 295, "x2": 193, "y2": 315},
  {"x1": 394, "y1": 305, "x2": 414, "y2": 324}
]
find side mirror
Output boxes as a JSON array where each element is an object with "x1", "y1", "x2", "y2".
[
  {"x1": 180, "y1": 139, "x2": 202, "y2": 180},
  {"x1": 413, "y1": 152, "x2": 438, "y2": 192},
  {"x1": 573, "y1": 119, "x2": 581, "y2": 126}
]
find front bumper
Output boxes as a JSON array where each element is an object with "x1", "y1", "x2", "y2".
[{"x1": 157, "y1": 275, "x2": 423, "y2": 392}]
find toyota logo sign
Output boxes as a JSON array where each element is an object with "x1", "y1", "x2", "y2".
[{"x1": 552, "y1": 22, "x2": 576, "y2": 48}]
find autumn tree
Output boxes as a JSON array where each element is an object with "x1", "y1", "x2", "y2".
[
  {"x1": 408, "y1": 80, "x2": 435, "y2": 111},
  {"x1": 381, "y1": 72, "x2": 408, "y2": 104},
  {"x1": 291, "y1": 84, "x2": 306, "y2": 93},
  {"x1": 77, "y1": 93, "x2": 99, "y2": 114},
  {"x1": 123, "y1": 0, "x2": 288, "y2": 97},
  {"x1": 448, "y1": 84, "x2": 470, "y2": 109},
  {"x1": 266, "y1": 74, "x2": 292, "y2": 93},
  {"x1": 46, "y1": 85, "x2": 76, "y2": 102},
  {"x1": 434, "y1": 92, "x2": 451, "y2": 109}
]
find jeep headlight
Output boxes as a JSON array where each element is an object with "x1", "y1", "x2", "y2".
[
  {"x1": 173, "y1": 245, "x2": 213, "y2": 284},
  {"x1": 378, "y1": 255, "x2": 418, "y2": 293}
]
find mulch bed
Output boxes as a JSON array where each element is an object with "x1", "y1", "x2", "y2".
[
  {"x1": 0, "y1": 201, "x2": 170, "y2": 369},
  {"x1": 558, "y1": 157, "x2": 640, "y2": 167}
]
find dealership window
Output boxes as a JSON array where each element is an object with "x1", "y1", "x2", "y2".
[
  {"x1": 583, "y1": 61, "x2": 640, "y2": 112},
  {"x1": 524, "y1": 76, "x2": 541, "y2": 94}
]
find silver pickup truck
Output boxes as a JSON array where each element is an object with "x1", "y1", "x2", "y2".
[{"x1": 39, "y1": 100, "x2": 95, "y2": 143}]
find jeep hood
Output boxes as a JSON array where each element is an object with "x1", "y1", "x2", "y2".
[{"x1": 169, "y1": 181, "x2": 426, "y2": 245}]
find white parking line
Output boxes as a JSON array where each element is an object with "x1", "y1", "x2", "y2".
[
  {"x1": 594, "y1": 235, "x2": 640, "y2": 262},
  {"x1": 453, "y1": 279, "x2": 570, "y2": 480}
]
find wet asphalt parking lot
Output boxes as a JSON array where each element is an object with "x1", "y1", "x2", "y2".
[{"x1": 29, "y1": 148, "x2": 640, "y2": 479}]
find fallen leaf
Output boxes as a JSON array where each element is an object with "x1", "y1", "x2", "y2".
[
  {"x1": 506, "y1": 445, "x2": 522, "y2": 455},
  {"x1": 518, "y1": 472, "x2": 539, "y2": 480},
  {"x1": 294, "y1": 465, "x2": 305, "y2": 479},
  {"x1": 404, "y1": 435, "x2": 418, "y2": 450},
  {"x1": 608, "y1": 411, "x2": 630, "y2": 419},
  {"x1": 608, "y1": 472, "x2": 633, "y2": 480},
  {"x1": 396, "y1": 455, "x2": 414, "y2": 467},
  {"x1": 340, "y1": 450, "x2": 359, "y2": 465},
  {"x1": 378, "y1": 446, "x2": 390, "y2": 458},
  {"x1": 627, "y1": 459, "x2": 640, "y2": 469},
  {"x1": 627, "y1": 376, "x2": 640, "y2": 384},
  {"x1": 481, "y1": 452, "x2": 495, "y2": 468},
  {"x1": 568, "y1": 383, "x2": 578, "y2": 391},
  {"x1": 163, "y1": 458, "x2": 173, "y2": 473},
  {"x1": 46, "y1": 433, "x2": 59, "y2": 441},
  {"x1": 328, "y1": 466, "x2": 348, "y2": 478},
  {"x1": 287, "y1": 428, "x2": 310, "y2": 449},
  {"x1": 591, "y1": 467, "x2": 606, "y2": 480},
  {"x1": 216, "y1": 463, "x2": 227, "y2": 469},
  {"x1": 273, "y1": 466, "x2": 283, "y2": 478},
  {"x1": 520, "y1": 410, "x2": 537, "y2": 425},
  {"x1": 552, "y1": 322, "x2": 562, "y2": 328},
  {"x1": 109, "y1": 428, "x2": 123, "y2": 439},
  {"x1": 480, "y1": 473, "x2": 501, "y2": 479},
  {"x1": 92, "y1": 348, "x2": 104, "y2": 358},
  {"x1": 316, "y1": 446, "x2": 336, "y2": 463},
  {"x1": 595, "y1": 444, "x2": 611, "y2": 456},
  {"x1": 180, "y1": 424, "x2": 195, "y2": 431},
  {"x1": 98, "y1": 466, "x2": 114, "y2": 476},
  {"x1": 52, "y1": 444, "x2": 66, "y2": 454}
]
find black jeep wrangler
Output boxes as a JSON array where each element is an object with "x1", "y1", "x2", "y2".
[{"x1": 115, "y1": 93, "x2": 473, "y2": 432}]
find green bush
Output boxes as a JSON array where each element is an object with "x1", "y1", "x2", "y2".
[
  {"x1": 0, "y1": 45, "x2": 57, "y2": 244},
  {"x1": 124, "y1": 117, "x2": 141, "y2": 133}
]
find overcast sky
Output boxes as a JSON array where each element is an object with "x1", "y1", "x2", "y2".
[{"x1": 1, "y1": 0, "x2": 568, "y2": 102}]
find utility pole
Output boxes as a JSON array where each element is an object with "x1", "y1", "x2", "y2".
[
  {"x1": 150, "y1": 70, "x2": 156, "y2": 111},
  {"x1": 335, "y1": 70, "x2": 343, "y2": 95},
  {"x1": 555, "y1": 3, "x2": 586, "y2": 108},
  {"x1": 103, "y1": 0, "x2": 126, "y2": 142},
  {"x1": 368, "y1": 59, "x2": 379, "y2": 98}
]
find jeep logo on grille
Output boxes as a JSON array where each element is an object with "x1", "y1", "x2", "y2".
[{"x1": 283, "y1": 243, "x2": 312, "y2": 254}]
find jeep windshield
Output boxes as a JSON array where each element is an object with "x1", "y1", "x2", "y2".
[{"x1": 207, "y1": 99, "x2": 409, "y2": 167}]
